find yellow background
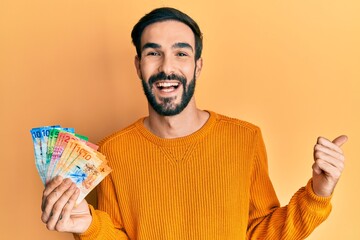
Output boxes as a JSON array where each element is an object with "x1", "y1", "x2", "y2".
[{"x1": 1, "y1": 0, "x2": 359, "y2": 239}]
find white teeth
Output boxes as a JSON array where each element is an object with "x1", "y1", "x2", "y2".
[{"x1": 156, "y1": 82, "x2": 179, "y2": 87}]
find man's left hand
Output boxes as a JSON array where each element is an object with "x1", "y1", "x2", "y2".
[{"x1": 312, "y1": 135, "x2": 348, "y2": 197}]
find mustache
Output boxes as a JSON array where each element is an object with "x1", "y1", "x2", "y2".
[{"x1": 148, "y1": 72, "x2": 187, "y2": 85}]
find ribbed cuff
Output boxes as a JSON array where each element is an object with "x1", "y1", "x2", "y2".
[
  {"x1": 74, "y1": 204, "x2": 100, "y2": 239},
  {"x1": 303, "y1": 179, "x2": 332, "y2": 215}
]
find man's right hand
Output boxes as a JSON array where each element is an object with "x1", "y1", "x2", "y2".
[{"x1": 41, "y1": 176, "x2": 92, "y2": 234}]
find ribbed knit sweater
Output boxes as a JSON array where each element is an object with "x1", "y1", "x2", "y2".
[{"x1": 76, "y1": 111, "x2": 332, "y2": 240}]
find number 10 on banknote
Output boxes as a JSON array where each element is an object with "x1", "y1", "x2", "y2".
[{"x1": 30, "y1": 125, "x2": 112, "y2": 204}]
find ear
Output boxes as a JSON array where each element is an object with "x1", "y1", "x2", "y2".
[
  {"x1": 134, "y1": 55, "x2": 142, "y2": 79},
  {"x1": 195, "y1": 57, "x2": 203, "y2": 78}
]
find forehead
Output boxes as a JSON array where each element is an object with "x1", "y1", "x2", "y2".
[{"x1": 141, "y1": 20, "x2": 195, "y2": 48}]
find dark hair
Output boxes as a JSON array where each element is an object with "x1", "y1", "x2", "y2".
[{"x1": 131, "y1": 7, "x2": 203, "y2": 60}]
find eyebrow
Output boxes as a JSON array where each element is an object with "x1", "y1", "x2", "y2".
[
  {"x1": 173, "y1": 42, "x2": 193, "y2": 52},
  {"x1": 142, "y1": 42, "x2": 161, "y2": 51},
  {"x1": 141, "y1": 42, "x2": 194, "y2": 52}
]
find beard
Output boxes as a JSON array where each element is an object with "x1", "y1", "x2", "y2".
[{"x1": 141, "y1": 70, "x2": 196, "y2": 116}]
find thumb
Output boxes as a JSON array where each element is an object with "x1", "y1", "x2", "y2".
[{"x1": 332, "y1": 135, "x2": 348, "y2": 147}]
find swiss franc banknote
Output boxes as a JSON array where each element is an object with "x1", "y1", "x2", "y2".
[{"x1": 30, "y1": 125, "x2": 112, "y2": 204}]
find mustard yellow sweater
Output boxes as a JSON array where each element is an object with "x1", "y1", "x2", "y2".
[{"x1": 76, "y1": 111, "x2": 332, "y2": 240}]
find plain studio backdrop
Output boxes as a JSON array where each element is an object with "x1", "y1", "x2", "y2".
[{"x1": 0, "y1": 0, "x2": 359, "y2": 239}]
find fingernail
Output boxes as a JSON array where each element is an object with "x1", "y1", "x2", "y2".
[{"x1": 55, "y1": 176, "x2": 63, "y2": 182}]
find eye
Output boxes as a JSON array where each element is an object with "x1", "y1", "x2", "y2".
[
  {"x1": 177, "y1": 52, "x2": 188, "y2": 57},
  {"x1": 146, "y1": 51, "x2": 160, "y2": 56}
]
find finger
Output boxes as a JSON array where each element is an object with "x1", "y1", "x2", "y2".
[
  {"x1": 42, "y1": 176, "x2": 63, "y2": 211},
  {"x1": 41, "y1": 178, "x2": 73, "y2": 223},
  {"x1": 314, "y1": 144, "x2": 345, "y2": 162},
  {"x1": 45, "y1": 183, "x2": 77, "y2": 231},
  {"x1": 313, "y1": 159, "x2": 342, "y2": 179},
  {"x1": 314, "y1": 150, "x2": 345, "y2": 170},
  {"x1": 332, "y1": 135, "x2": 348, "y2": 147},
  {"x1": 55, "y1": 188, "x2": 80, "y2": 232},
  {"x1": 312, "y1": 162, "x2": 322, "y2": 175},
  {"x1": 317, "y1": 137, "x2": 344, "y2": 155}
]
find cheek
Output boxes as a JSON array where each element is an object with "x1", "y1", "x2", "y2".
[
  {"x1": 180, "y1": 63, "x2": 196, "y2": 78},
  {"x1": 140, "y1": 61, "x2": 159, "y2": 79}
]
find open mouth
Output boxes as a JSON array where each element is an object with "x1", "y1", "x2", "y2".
[{"x1": 155, "y1": 81, "x2": 180, "y2": 93}]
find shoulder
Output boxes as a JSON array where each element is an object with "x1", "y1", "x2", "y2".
[
  {"x1": 208, "y1": 111, "x2": 265, "y2": 156},
  {"x1": 211, "y1": 111, "x2": 261, "y2": 135},
  {"x1": 97, "y1": 118, "x2": 143, "y2": 149}
]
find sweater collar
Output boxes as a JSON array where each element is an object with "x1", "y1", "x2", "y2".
[{"x1": 135, "y1": 110, "x2": 218, "y2": 147}]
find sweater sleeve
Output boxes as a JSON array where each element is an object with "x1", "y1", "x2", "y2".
[
  {"x1": 247, "y1": 129, "x2": 332, "y2": 239},
  {"x1": 74, "y1": 175, "x2": 129, "y2": 240}
]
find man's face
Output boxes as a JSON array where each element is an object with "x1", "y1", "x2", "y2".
[{"x1": 135, "y1": 20, "x2": 202, "y2": 116}]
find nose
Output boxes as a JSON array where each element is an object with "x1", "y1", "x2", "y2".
[{"x1": 158, "y1": 55, "x2": 175, "y2": 75}]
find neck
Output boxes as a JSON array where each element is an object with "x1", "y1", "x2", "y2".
[{"x1": 144, "y1": 100, "x2": 209, "y2": 139}]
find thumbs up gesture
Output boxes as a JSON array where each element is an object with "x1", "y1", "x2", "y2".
[{"x1": 312, "y1": 135, "x2": 348, "y2": 197}]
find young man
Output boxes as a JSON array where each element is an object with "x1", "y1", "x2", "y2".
[{"x1": 41, "y1": 7, "x2": 348, "y2": 239}]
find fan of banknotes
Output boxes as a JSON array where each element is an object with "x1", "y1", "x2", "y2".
[{"x1": 30, "y1": 125, "x2": 112, "y2": 204}]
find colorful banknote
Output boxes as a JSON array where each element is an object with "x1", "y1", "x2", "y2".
[
  {"x1": 30, "y1": 125, "x2": 60, "y2": 184},
  {"x1": 30, "y1": 126, "x2": 112, "y2": 204}
]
